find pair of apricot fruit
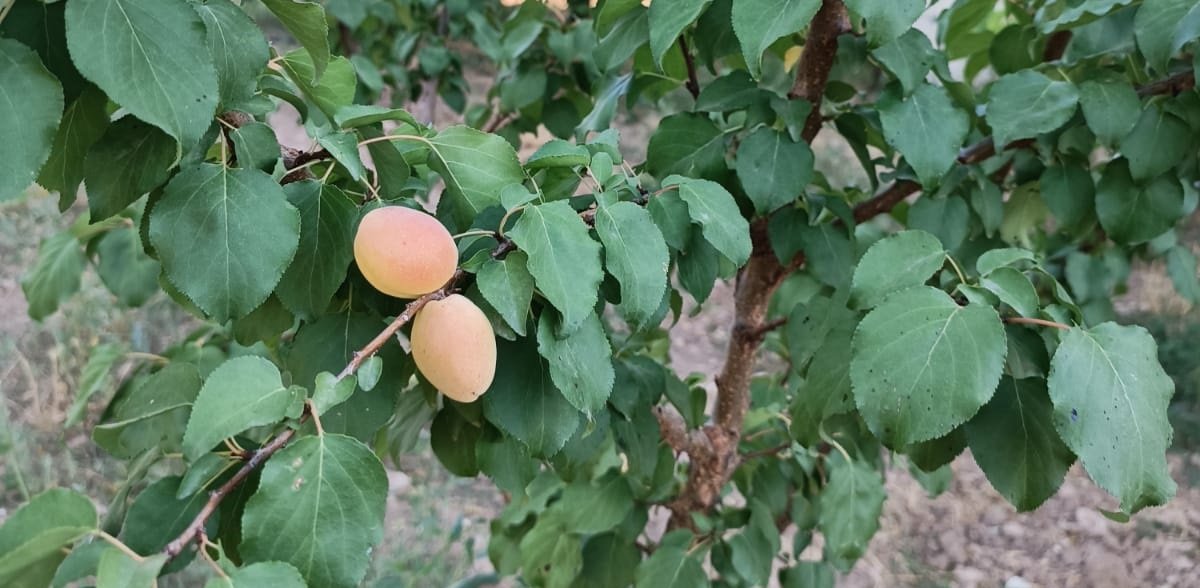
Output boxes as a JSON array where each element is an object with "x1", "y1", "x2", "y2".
[{"x1": 354, "y1": 206, "x2": 496, "y2": 403}]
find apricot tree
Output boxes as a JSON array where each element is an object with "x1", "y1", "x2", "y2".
[{"x1": 1, "y1": 0, "x2": 1197, "y2": 586}]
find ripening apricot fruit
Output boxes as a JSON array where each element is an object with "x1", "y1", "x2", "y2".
[
  {"x1": 411, "y1": 294, "x2": 497, "y2": 402},
  {"x1": 354, "y1": 206, "x2": 457, "y2": 298}
]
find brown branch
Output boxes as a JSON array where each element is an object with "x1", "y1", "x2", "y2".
[
  {"x1": 163, "y1": 419, "x2": 301, "y2": 558},
  {"x1": 750, "y1": 316, "x2": 788, "y2": 338},
  {"x1": 679, "y1": 36, "x2": 701, "y2": 99},
  {"x1": 1136, "y1": 69, "x2": 1196, "y2": 97},
  {"x1": 665, "y1": 0, "x2": 850, "y2": 532},
  {"x1": 741, "y1": 442, "x2": 791, "y2": 461},
  {"x1": 1042, "y1": 30, "x2": 1072, "y2": 62},
  {"x1": 789, "y1": 0, "x2": 850, "y2": 141},
  {"x1": 163, "y1": 272, "x2": 463, "y2": 561},
  {"x1": 1005, "y1": 316, "x2": 1071, "y2": 331},
  {"x1": 482, "y1": 111, "x2": 518, "y2": 134}
]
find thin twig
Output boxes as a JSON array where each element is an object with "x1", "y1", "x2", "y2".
[
  {"x1": 335, "y1": 271, "x2": 463, "y2": 380},
  {"x1": 163, "y1": 274, "x2": 462, "y2": 561},
  {"x1": 750, "y1": 316, "x2": 788, "y2": 338},
  {"x1": 741, "y1": 442, "x2": 791, "y2": 461},
  {"x1": 163, "y1": 422, "x2": 300, "y2": 558},
  {"x1": 1004, "y1": 316, "x2": 1072, "y2": 330},
  {"x1": 95, "y1": 531, "x2": 143, "y2": 562},
  {"x1": 679, "y1": 36, "x2": 701, "y2": 99}
]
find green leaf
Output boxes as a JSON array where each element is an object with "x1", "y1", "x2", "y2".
[
  {"x1": 1120, "y1": 105, "x2": 1191, "y2": 182},
  {"x1": 735, "y1": 127, "x2": 813, "y2": 213},
  {"x1": 333, "y1": 104, "x2": 419, "y2": 129},
  {"x1": 275, "y1": 182, "x2": 356, "y2": 320},
  {"x1": 648, "y1": 0, "x2": 712, "y2": 68},
  {"x1": 279, "y1": 49, "x2": 355, "y2": 122},
  {"x1": 843, "y1": 0, "x2": 924, "y2": 45},
  {"x1": 595, "y1": 9, "x2": 648, "y2": 73},
  {"x1": 526, "y1": 140, "x2": 591, "y2": 169},
  {"x1": 1040, "y1": 163, "x2": 1095, "y2": 232},
  {"x1": 508, "y1": 200, "x2": 604, "y2": 334},
  {"x1": 229, "y1": 122, "x2": 281, "y2": 172},
  {"x1": 20, "y1": 231, "x2": 85, "y2": 321},
  {"x1": 0, "y1": 38, "x2": 64, "y2": 202},
  {"x1": 428, "y1": 125, "x2": 526, "y2": 228},
  {"x1": 664, "y1": 175, "x2": 752, "y2": 266},
  {"x1": 194, "y1": 0, "x2": 269, "y2": 108},
  {"x1": 520, "y1": 514, "x2": 583, "y2": 587},
  {"x1": 648, "y1": 190, "x2": 691, "y2": 250},
  {"x1": 66, "y1": 343, "x2": 126, "y2": 428},
  {"x1": 121, "y1": 477, "x2": 209, "y2": 572},
  {"x1": 796, "y1": 223, "x2": 854, "y2": 287},
  {"x1": 242, "y1": 434, "x2": 388, "y2": 588},
  {"x1": 65, "y1": 0, "x2": 217, "y2": 148},
  {"x1": 976, "y1": 247, "x2": 1035, "y2": 276},
  {"x1": 0, "y1": 489, "x2": 97, "y2": 584},
  {"x1": 431, "y1": 408, "x2": 481, "y2": 476},
  {"x1": 85, "y1": 117, "x2": 178, "y2": 220},
  {"x1": 38, "y1": 86, "x2": 108, "y2": 202},
  {"x1": 204, "y1": 561, "x2": 307, "y2": 588},
  {"x1": 537, "y1": 312, "x2": 615, "y2": 417},
  {"x1": 96, "y1": 550, "x2": 166, "y2": 588},
  {"x1": 980, "y1": 267, "x2": 1040, "y2": 317},
  {"x1": 575, "y1": 533, "x2": 640, "y2": 588},
  {"x1": 727, "y1": 500, "x2": 780, "y2": 585},
  {"x1": 1048, "y1": 323, "x2": 1176, "y2": 513},
  {"x1": 261, "y1": 0, "x2": 329, "y2": 81},
  {"x1": 908, "y1": 196, "x2": 969, "y2": 251},
  {"x1": 986, "y1": 71, "x2": 1080, "y2": 148},
  {"x1": 645, "y1": 113, "x2": 727, "y2": 180},
  {"x1": 635, "y1": 531, "x2": 709, "y2": 587},
  {"x1": 556, "y1": 474, "x2": 635, "y2": 534},
  {"x1": 96, "y1": 227, "x2": 160, "y2": 307},
  {"x1": 1037, "y1": 0, "x2": 1133, "y2": 33},
  {"x1": 51, "y1": 540, "x2": 109, "y2": 588},
  {"x1": 872, "y1": 29, "x2": 939, "y2": 96},
  {"x1": 790, "y1": 325, "x2": 855, "y2": 445},
  {"x1": 780, "y1": 562, "x2": 835, "y2": 588},
  {"x1": 577, "y1": 73, "x2": 634, "y2": 137},
  {"x1": 0, "y1": 0, "x2": 85, "y2": 101},
  {"x1": 1095, "y1": 159, "x2": 1183, "y2": 245},
  {"x1": 879, "y1": 84, "x2": 968, "y2": 187},
  {"x1": 1165, "y1": 245, "x2": 1200, "y2": 304},
  {"x1": 851, "y1": 286, "x2": 1007, "y2": 447},
  {"x1": 477, "y1": 251, "x2": 535, "y2": 337},
  {"x1": 284, "y1": 312, "x2": 408, "y2": 441},
  {"x1": 1078, "y1": 79, "x2": 1140, "y2": 146},
  {"x1": 850, "y1": 230, "x2": 945, "y2": 309},
  {"x1": 92, "y1": 363, "x2": 202, "y2": 458},
  {"x1": 183, "y1": 356, "x2": 304, "y2": 461},
  {"x1": 731, "y1": 0, "x2": 820, "y2": 78},
  {"x1": 817, "y1": 459, "x2": 884, "y2": 568},
  {"x1": 695, "y1": 71, "x2": 765, "y2": 114},
  {"x1": 357, "y1": 356, "x2": 382, "y2": 392},
  {"x1": 150, "y1": 164, "x2": 300, "y2": 322},
  {"x1": 359, "y1": 126, "x2": 411, "y2": 200},
  {"x1": 785, "y1": 290, "x2": 854, "y2": 371},
  {"x1": 483, "y1": 338, "x2": 581, "y2": 457},
  {"x1": 594, "y1": 196, "x2": 671, "y2": 327},
  {"x1": 966, "y1": 377, "x2": 1075, "y2": 511},
  {"x1": 1134, "y1": 0, "x2": 1195, "y2": 72},
  {"x1": 312, "y1": 372, "x2": 357, "y2": 416}
]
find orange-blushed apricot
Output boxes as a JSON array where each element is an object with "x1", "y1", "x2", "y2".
[
  {"x1": 354, "y1": 206, "x2": 457, "y2": 298},
  {"x1": 411, "y1": 294, "x2": 497, "y2": 402}
]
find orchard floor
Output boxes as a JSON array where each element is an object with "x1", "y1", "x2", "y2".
[{"x1": 4, "y1": 100, "x2": 1200, "y2": 588}]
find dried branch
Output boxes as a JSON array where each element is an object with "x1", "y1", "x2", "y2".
[
  {"x1": 1005, "y1": 316, "x2": 1071, "y2": 330},
  {"x1": 679, "y1": 36, "x2": 701, "y2": 99},
  {"x1": 163, "y1": 273, "x2": 463, "y2": 561}
]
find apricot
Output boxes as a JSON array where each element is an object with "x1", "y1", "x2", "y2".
[
  {"x1": 354, "y1": 206, "x2": 457, "y2": 298},
  {"x1": 411, "y1": 294, "x2": 497, "y2": 402}
]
